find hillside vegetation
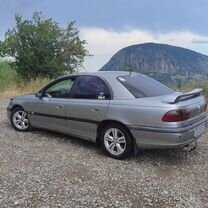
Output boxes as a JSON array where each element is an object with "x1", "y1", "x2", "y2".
[{"x1": 169, "y1": 80, "x2": 208, "y2": 98}]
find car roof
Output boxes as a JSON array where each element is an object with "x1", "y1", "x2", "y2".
[
  {"x1": 55, "y1": 71, "x2": 142, "y2": 100},
  {"x1": 61, "y1": 71, "x2": 141, "y2": 79}
]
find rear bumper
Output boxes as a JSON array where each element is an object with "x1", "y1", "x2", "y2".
[{"x1": 129, "y1": 115, "x2": 208, "y2": 149}]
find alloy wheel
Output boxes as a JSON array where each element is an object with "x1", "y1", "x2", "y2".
[
  {"x1": 104, "y1": 128, "x2": 127, "y2": 156},
  {"x1": 12, "y1": 110, "x2": 29, "y2": 130}
]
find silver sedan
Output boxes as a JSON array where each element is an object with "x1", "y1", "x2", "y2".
[{"x1": 7, "y1": 71, "x2": 208, "y2": 159}]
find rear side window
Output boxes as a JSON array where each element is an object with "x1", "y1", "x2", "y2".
[
  {"x1": 117, "y1": 75, "x2": 174, "y2": 98},
  {"x1": 71, "y1": 76, "x2": 111, "y2": 99}
]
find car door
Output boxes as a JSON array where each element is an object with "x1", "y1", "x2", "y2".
[
  {"x1": 66, "y1": 75, "x2": 111, "y2": 141},
  {"x1": 28, "y1": 77, "x2": 76, "y2": 132}
]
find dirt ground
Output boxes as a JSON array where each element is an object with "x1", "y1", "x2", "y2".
[{"x1": 0, "y1": 98, "x2": 208, "y2": 208}]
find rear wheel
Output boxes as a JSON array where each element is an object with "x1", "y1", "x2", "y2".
[
  {"x1": 100, "y1": 123, "x2": 133, "y2": 159},
  {"x1": 11, "y1": 107, "x2": 31, "y2": 131}
]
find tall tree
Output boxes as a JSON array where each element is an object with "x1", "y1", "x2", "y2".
[{"x1": 0, "y1": 12, "x2": 89, "y2": 80}]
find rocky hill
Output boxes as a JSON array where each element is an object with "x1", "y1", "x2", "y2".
[{"x1": 100, "y1": 43, "x2": 208, "y2": 84}]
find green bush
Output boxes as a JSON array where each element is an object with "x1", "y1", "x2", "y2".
[{"x1": 0, "y1": 12, "x2": 89, "y2": 80}]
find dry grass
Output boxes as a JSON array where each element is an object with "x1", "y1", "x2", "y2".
[
  {"x1": 0, "y1": 61, "x2": 54, "y2": 98},
  {"x1": 0, "y1": 61, "x2": 51, "y2": 98},
  {"x1": 0, "y1": 78, "x2": 51, "y2": 98}
]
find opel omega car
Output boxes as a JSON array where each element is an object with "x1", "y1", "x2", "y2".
[{"x1": 7, "y1": 71, "x2": 208, "y2": 159}]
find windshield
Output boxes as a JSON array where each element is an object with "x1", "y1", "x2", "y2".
[{"x1": 117, "y1": 74, "x2": 174, "y2": 98}]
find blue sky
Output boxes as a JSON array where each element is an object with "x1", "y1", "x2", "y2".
[{"x1": 1, "y1": 0, "x2": 208, "y2": 71}]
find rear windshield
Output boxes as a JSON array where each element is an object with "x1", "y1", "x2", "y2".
[{"x1": 117, "y1": 74, "x2": 174, "y2": 98}]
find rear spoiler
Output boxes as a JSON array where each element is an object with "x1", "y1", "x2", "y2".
[{"x1": 163, "y1": 88, "x2": 203, "y2": 104}]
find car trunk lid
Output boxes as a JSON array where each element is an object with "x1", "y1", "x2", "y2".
[
  {"x1": 127, "y1": 89, "x2": 207, "y2": 128},
  {"x1": 161, "y1": 89, "x2": 207, "y2": 125}
]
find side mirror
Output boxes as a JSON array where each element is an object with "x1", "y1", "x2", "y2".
[{"x1": 36, "y1": 92, "x2": 43, "y2": 99}]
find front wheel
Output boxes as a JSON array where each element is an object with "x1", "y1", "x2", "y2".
[
  {"x1": 11, "y1": 107, "x2": 31, "y2": 131},
  {"x1": 100, "y1": 123, "x2": 133, "y2": 159}
]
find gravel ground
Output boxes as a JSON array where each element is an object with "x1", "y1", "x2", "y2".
[{"x1": 0, "y1": 98, "x2": 208, "y2": 208}]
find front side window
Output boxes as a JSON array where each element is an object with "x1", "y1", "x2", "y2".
[
  {"x1": 71, "y1": 76, "x2": 111, "y2": 99},
  {"x1": 117, "y1": 75, "x2": 174, "y2": 98},
  {"x1": 45, "y1": 78, "x2": 75, "y2": 98}
]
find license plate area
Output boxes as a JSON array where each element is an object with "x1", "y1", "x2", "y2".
[{"x1": 194, "y1": 124, "x2": 206, "y2": 138}]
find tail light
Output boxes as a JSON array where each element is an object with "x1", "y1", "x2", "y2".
[{"x1": 162, "y1": 109, "x2": 190, "y2": 122}]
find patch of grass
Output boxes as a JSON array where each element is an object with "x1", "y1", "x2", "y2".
[
  {"x1": 1, "y1": 78, "x2": 51, "y2": 98},
  {"x1": 0, "y1": 61, "x2": 51, "y2": 98}
]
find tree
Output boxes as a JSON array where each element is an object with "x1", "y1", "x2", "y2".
[{"x1": 0, "y1": 12, "x2": 89, "y2": 80}]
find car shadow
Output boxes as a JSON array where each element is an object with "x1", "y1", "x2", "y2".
[
  {"x1": 5, "y1": 120, "x2": 200, "y2": 164},
  {"x1": 33, "y1": 128, "x2": 199, "y2": 163},
  {"x1": 31, "y1": 128, "x2": 103, "y2": 151}
]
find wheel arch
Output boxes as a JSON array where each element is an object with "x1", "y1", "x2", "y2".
[
  {"x1": 11, "y1": 104, "x2": 25, "y2": 112},
  {"x1": 96, "y1": 119, "x2": 133, "y2": 144},
  {"x1": 96, "y1": 119, "x2": 139, "y2": 157}
]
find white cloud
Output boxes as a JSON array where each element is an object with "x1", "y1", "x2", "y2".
[{"x1": 80, "y1": 27, "x2": 208, "y2": 72}]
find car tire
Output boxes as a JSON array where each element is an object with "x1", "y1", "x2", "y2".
[
  {"x1": 100, "y1": 123, "x2": 133, "y2": 159},
  {"x1": 11, "y1": 107, "x2": 32, "y2": 131}
]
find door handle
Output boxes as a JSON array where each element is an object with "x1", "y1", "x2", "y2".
[
  {"x1": 56, "y1": 105, "x2": 63, "y2": 109},
  {"x1": 91, "y1": 108, "x2": 100, "y2": 112}
]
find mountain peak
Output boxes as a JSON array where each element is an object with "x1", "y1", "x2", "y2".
[{"x1": 100, "y1": 43, "x2": 208, "y2": 84}]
